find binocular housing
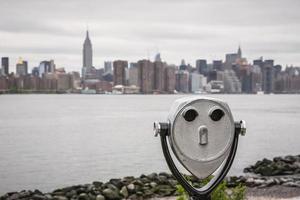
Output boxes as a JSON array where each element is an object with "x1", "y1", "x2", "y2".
[{"x1": 154, "y1": 97, "x2": 246, "y2": 200}]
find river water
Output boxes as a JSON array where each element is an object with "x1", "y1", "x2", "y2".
[{"x1": 0, "y1": 94, "x2": 299, "y2": 194}]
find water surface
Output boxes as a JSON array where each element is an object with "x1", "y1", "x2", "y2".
[{"x1": 0, "y1": 94, "x2": 299, "y2": 194}]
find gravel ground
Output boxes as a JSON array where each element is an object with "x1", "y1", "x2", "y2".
[
  {"x1": 152, "y1": 196, "x2": 300, "y2": 200},
  {"x1": 247, "y1": 186, "x2": 300, "y2": 199},
  {"x1": 151, "y1": 186, "x2": 300, "y2": 200},
  {"x1": 248, "y1": 197, "x2": 300, "y2": 200}
]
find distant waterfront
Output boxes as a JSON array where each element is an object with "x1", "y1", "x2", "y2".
[{"x1": 0, "y1": 94, "x2": 300, "y2": 194}]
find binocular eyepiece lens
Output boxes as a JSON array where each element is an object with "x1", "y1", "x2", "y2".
[
  {"x1": 210, "y1": 108, "x2": 225, "y2": 121},
  {"x1": 183, "y1": 108, "x2": 198, "y2": 122}
]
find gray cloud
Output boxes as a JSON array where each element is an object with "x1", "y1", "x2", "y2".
[{"x1": 0, "y1": 0, "x2": 300, "y2": 72}]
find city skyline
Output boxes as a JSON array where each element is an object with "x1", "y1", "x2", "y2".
[
  {"x1": 1, "y1": 0, "x2": 300, "y2": 72},
  {"x1": 1, "y1": 26, "x2": 300, "y2": 95}
]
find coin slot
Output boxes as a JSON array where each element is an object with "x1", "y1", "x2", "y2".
[{"x1": 199, "y1": 126, "x2": 208, "y2": 145}]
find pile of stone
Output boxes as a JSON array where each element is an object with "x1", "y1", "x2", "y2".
[
  {"x1": 226, "y1": 176, "x2": 300, "y2": 188},
  {"x1": 2, "y1": 154, "x2": 300, "y2": 200},
  {"x1": 244, "y1": 155, "x2": 300, "y2": 176},
  {"x1": 0, "y1": 172, "x2": 179, "y2": 200}
]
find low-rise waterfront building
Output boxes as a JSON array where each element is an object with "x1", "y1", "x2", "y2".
[{"x1": 112, "y1": 85, "x2": 140, "y2": 94}]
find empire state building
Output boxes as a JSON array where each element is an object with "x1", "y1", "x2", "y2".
[{"x1": 82, "y1": 30, "x2": 93, "y2": 79}]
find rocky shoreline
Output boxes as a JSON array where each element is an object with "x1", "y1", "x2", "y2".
[
  {"x1": 244, "y1": 155, "x2": 300, "y2": 176},
  {"x1": 1, "y1": 155, "x2": 300, "y2": 200}
]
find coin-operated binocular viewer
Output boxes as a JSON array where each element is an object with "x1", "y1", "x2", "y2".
[{"x1": 154, "y1": 97, "x2": 246, "y2": 200}]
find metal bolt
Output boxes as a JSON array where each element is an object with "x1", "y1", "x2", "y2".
[
  {"x1": 153, "y1": 121, "x2": 161, "y2": 137},
  {"x1": 234, "y1": 120, "x2": 246, "y2": 136},
  {"x1": 240, "y1": 120, "x2": 246, "y2": 136},
  {"x1": 153, "y1": 121, "x2": 169, "y2": 137}
]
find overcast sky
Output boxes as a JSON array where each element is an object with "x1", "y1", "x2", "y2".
[{"x1": 0, "y1": 0, "x2": 299, "y2": 72}]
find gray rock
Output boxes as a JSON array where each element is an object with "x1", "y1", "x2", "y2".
[
  {"x1": 150, "y1": 182, "x2": 157, "y2": 188},
  {"x1": 121, "y1": 176, "x2": 135, "y2": 185},
  {"x1": 282, "y1": 155, "x2": 297, "y2": 164},
  {"x1": 96, "y1": 194, "x2": 105, "y2": 200},
  {"x1": 136, "y1": 191, "x2": 143, "y2": 196},
  {"x1": 147, "y1": 173, "x2": 158, "y2": 181},
  {"x1": 78, "y1": 193, "x2": 89, "y2": 200},
  {"x1": 32, "y1": 194, "x2": 47, "y2": 200},
  {"x1": 280, "y1": 177, "x2": 294, "y2": 183},
  {"x1": 127, "y1": 183, "x2": 135, "y2": 192},
  {"x1": 102, "y1": 188, "x2": 121, "y2": 200},
  {"x1": 53, "y1": 196, "x2": 68, "y2": 200},
  {"x1": 86, "y1": 184, "x2": 94, "y2": 192},
  {"x1": 159, "y1": 172, "x2": 172, "y2": 178},
  {"x1": 131, "y1": 179, "x2": 144, "y2": 186},
  {"x1": 245, "y1": 155, "x2": 300, "y2": 176},
  {"x1": 253, "y1": 178, "x2": 266, "y2": 186},
  {"x1": 120, "y1": 186, "x2": 128, "y2": 198},
  {"x1": 156, "y1": 185, "x2": 175, "y2": 196},
  {"x1": 158, "y1": 175, "x2": 168, "y2": 184},
  {"x1": 93, "y1": 181, "x2": 103, "y2": 188},
  {"x1": 142, "y1": 189, "x2": 155, "y2": 198},
  {"x1": 140, "y1": 177, "x2": 150, "y2": 184},
  {"x1": 109, "y1": 179, "x2": 123, "y2": 189},
  {"x1": 282, "y1": 181, "x2": 300, "y2": 187},
  {"x1": 7, "y1": 193, "x2": 20, "y2": 200},
  {"x1": 106, "y1": 184, "x2": 118, "y2": 191},
  {"x1": 135, "y1": 185, "x2": 143, "y2": 192},
  {"x1": 45, "y1": 194, "x2": 53, "y2": 199},
  {"x1": 65, "y1": 190, "x2": 77, "y2": 198},
  {"x1": 88, "y1": 193, "x2": 96, "y2": 200},
  {"x1": 76, "y1": 187, "x2": 87, "y2": 194},
  {"x1": 142, "y1": 186, "x2": 151, "y2": 191},
  {"x1": 19, "y1": 191, "x2": 32, "y2": 198},
  {"x1": 34, "y1": 189, "x2": 43, "y2": 195},
  {"x1": 140, "y1": 174, "x2": 147, "y2": 178},
  {"x1": 128, "y1": 194, "x2": 138, "y2": 200},
  {"x1": 168, "y1": 179, "x2": 178, "y2": 187}
]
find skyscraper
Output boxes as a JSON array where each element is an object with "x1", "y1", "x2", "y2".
[
  {"x1": 137, "y1": 59, "x2": 155, "y2": 94},
  {"x1": 154, "y1": 53, "x2": 161, "y2": 62},
  {"x1": 82, "y1": 30, "x2": 93, "y2": 79},
  {"x1": 263, "y1": 60, "x2": 274, "y2": 94},
  {"x1": 196, "y1": 59, "x2": 207, "y2": 75},
  {"x1": 113, "y1": 60, "x2": 128, "y2": 86},
  {"x1": 164, "y1": 66, "x2": 176, "y2": 93},
  {"x1": 225, "y1": 46, "x2": 243, "y2": 70},
  {"x1": 213, "y1": 60, "x2": 223, "y2": 71},
  {"x1": 16, "y1": 57, "x2": 28, "y2": 76},
  {"x1": 38, "y1": 60, "x2": 55, "y2": 77},
  {"x1": 237, "y1": 45, "x2": 242, "y2": 59},
  {"x1": 153, "y1": 60, "x2": 165, "y2": 92},
  {"x1": 104, "y1": 61, "x2": 112, "y2": 73},
  {"x1": 129, "y1": 64, "x2": 138, "y2": 86},
  {"x1": 179, "y1": 59, "x2": 187, "y2": 71},
  {"x1": 175, "y1": 70, "x2": 189, "y2": 93},
  {"x1": 1, "y1": 57, "x2": 9, "y2": 75}
]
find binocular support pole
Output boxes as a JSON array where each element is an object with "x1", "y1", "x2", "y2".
[{"x1": 158, "y1": 122, "x2": 241, "y2": 200}]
